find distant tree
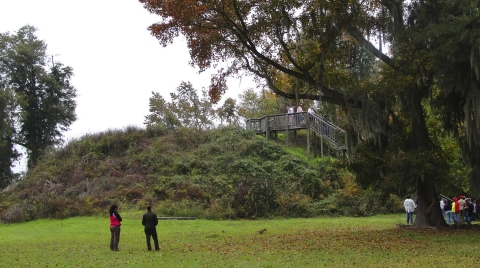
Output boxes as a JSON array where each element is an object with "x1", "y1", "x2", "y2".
[
  {"x1": 0, "y1": 25, "x2": 77, "y2": 172},
  {"x1": 217, "y1": 97, "x2": 239, "y2": 126},
  {"x1": 144, "y1": 91, "x2": 181, "y2": 130},
  {"x1": 237, "y1": 88, "x2": 280, "y2": 120},
  {"x1": 144, "y1": 81, "x2": 214, "y2": 130},
  {"x1": 171, "y1": 81, "x2": 214, "y2": 130}
]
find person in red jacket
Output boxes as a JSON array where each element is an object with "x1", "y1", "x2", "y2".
[{"x1": 109, "y1": 204, "x2": 122, "y2": 251}]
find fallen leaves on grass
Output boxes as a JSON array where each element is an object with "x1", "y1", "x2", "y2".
[{"x1": 175, "y1": 223, "x2": 480, "y2": 266}]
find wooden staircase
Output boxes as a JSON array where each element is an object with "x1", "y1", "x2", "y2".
[{"x1": 245, "y1": 112, "x2": 346, "y2": 158}]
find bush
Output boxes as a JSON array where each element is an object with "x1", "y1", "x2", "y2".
[
  {"x1": 0, "y1": 201, "x2": 36, "y2": 223},
  {"x1": 276, "y1": 193, "x2": 313, "y2": 217}
]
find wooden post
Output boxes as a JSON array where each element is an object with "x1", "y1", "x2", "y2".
[
  {"x1": 266, "y1": 116, "x2": 270, "y2": 140},
  {"x1": 320, "y1": 122, "x2": 324, "y2": 158},
  {"x1": 307, "y1": 114, "x2": 310, "y2": 159},
  {"x1": 286, "y1": 115, "x2": 289, "y2": 147}
]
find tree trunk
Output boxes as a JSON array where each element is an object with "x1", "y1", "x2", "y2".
[
  {"x1": 407, "y1": 85, "x2": 447, "y2": 227},
  {"x1": 413, "y1": 175, "x2": 447, "y2": 227}
]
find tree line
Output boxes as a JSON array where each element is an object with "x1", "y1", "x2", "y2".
[{"x1": 143, "y1": 81, "x2": 295, "y2": 130}]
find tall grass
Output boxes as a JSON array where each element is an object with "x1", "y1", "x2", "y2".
[{"x1": 1, "y1": 213, "x2": 479, "y2": 267}]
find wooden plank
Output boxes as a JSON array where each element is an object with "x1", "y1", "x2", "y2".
[{"x1": 157, "y1": 217, "x2": 197, "y2": 220}]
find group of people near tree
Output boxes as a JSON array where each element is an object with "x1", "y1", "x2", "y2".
[
  {"x1": 403, "y1": 195, "x2": 478, "y2": 225},
  {"x1": 109, "y1": 204, "x2": 160, "y2": 251},
  {"x1": 441, "y1": 196, "x2": 478, "y2": 225}
]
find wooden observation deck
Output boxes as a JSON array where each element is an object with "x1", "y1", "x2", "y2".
[{"x1": 245, "y1": 112, "x2": 346, "y2": 158}]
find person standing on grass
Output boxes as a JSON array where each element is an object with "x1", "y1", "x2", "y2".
[
  {"x1": 109, "y1": 204, "x2": 122, "y2": 251},
  {"x1": 464, "y1": 198, "x2": 470, "y2": 223},
  {"x1": 440, "y1": 197, "x2": 445, "y2": 219},
  {"x1": 444, "y1": 200, "x2": 453, "y2": 224},
  {"x1": 452, "y1": 197, "x2": 459, "y2": 225},
  {"x1": 142, "y1": 205, "x2": 160, "y2": 251},
  {"x1": 404, "y1": 195, "x2": 416, "y2": 224},
  {"x1": 474, "y1": 199, "x2": 478, "y2": 221},
  {"x1": 458, "y1": 196, "x2": 466, "y2": 224},
  {"x1": 466, "y1": 198, "x2": 474, "y2": 225}
]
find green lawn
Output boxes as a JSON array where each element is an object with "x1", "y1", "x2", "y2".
[{"x1": 1, "y1": 213, "x2": 479, "y2": 267}]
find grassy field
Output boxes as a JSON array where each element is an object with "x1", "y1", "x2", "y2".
[{"x1": 0, "y1": 213, "x2": 479, "y2": 267}]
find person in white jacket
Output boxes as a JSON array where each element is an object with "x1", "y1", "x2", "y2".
[
  {"x1": 287, "y1": 106, "x2": 294, "y2": 125},
  {"x1": 404, "y1": 195, "x2": 416, "y2": 224}
]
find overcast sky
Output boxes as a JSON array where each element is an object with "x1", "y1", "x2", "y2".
[{"x1": 0, "y1": 0, "x2": 254, "y2": 142}]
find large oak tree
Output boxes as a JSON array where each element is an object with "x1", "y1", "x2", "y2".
[{"x1": 139, "y1": 0, "x2": 480, "y2": 226}]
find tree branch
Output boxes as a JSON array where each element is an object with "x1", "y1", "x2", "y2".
[
  {"x1": 242, "y1": 55, "x2": 347, "y2": 106},
  {"x1": 274, "y1": 22, "x2": 305, "y2": 73},
  {"x1": 346, "y1": 23, "x2": 398, "y2": 71}
]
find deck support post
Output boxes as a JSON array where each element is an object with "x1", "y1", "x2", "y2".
[
  {"x1": 307, "y1": 115, "x2": 310, "y2": 159},
  {"x1": 266, "y1": 116, "x2": 271, "y2": 140},
  {"x1": 286, "y1": 115, "x2": 289, "y2": 147},
  {"x1": 320, "y1": 124, "x2": 324, "y2": 158}
]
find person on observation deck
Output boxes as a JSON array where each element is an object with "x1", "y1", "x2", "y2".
[
  {"x1": 296, "y1": 105, "x2": 303, "y2": 124},
  {"x1": 287, "y1": 105, "x2": 294, "y2": 125}
]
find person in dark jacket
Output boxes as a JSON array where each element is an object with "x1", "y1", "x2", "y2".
[
  {"x1": 142, "y1": 205, "x2": 160, "y2": 251},
  {"x1": 444, "y1": 200, "x2": 453, "y2": 224},
  {"x1": 466, "y1": 198, "x2": 475, "y2": 225},
  {"x1": 109, "y1": 204, "x2": 122, "y2": 251}
]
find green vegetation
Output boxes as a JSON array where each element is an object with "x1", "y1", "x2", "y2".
[
  {"x1": 0, "y1": 126, "x2": 404, "y2": 223},
  {"x1": 1, "y1": 214, "x2": 479, "y2": 267}
]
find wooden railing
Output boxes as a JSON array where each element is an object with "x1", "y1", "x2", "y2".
[{"x1": 246, "y1": 112, "x2": 346, "y2": 152}]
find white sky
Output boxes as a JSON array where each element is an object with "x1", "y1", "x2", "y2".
[{"x1": 0, "y1": 0, "x2": 254, "y2": 142}]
